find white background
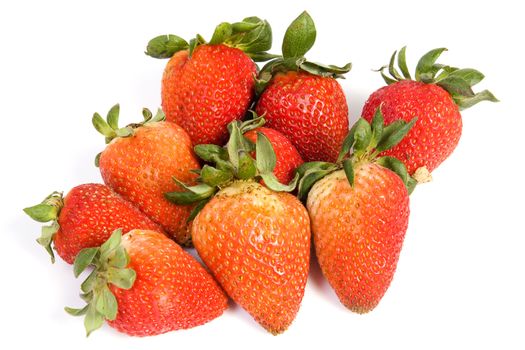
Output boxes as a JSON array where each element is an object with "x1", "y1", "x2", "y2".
[{"x1": 1, "y1": 0, "x2": 523, "y2": 349}]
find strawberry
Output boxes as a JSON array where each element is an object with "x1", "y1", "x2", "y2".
[
  {"x1": 255, "y1": 11, "x2": 351, "y2": 162},
  {"x1": 241, "y1": 116, "x2": 304, "y2": 185},
  {"x1": 66, "y1": 229, "x2": 228, "y2": 336},
  {"x1": 93, "y1": 105, "x2": 199, "y2": 245},
  {"x1": 166, "y1": 121, "x2": 310, "y2": 334},
  {"x1": 23, "y1": 184, "x2": 163, "y2": 264},
  {"x1": 297, "y1": 107, "x2": 415, "y2": 313},
  {"x1": 146, "y1": 17, "x2": 277, "y2": 145},
  {"x1": 362, "y1": 47, "x2": 498, "y2": 178}
]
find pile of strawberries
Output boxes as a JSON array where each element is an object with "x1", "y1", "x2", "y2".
[{"x1": 24, "y1": 12, "x2": 497, "y2": 336}]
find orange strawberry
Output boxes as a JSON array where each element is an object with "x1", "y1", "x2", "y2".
[
  {"x1": 146, "y1": 17, "x2": 277, "y2": 145},
  {"x1": 93, "y1": 105, "x2": 199, "y2": 245},
  {"x1": 255, "y1": 11, "x2": 351, "y2": 162},
  {"x1": 362, "y1": 47, "x2": 497, "y2": 177},
  {"x1": 166, "y1": 120, "x2": 310, "y2": 334},
  {"x1": 297, "y1": 107, "x2": 415, "y2": 313},
  {"x1": 66, "y1": 229, "x2": 228, "y2": 336},
  {"x1": 23, "y1": 184, "x2": 164, "y2": 264}
]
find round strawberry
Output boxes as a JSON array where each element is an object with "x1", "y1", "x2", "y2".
[
  {"x1": 243, "y1": 122, "x2": 303, "y2": 185},
  {"x1": 146, "y1": 17, "x2": 276, "y2": 145},
  {"x1": 166, "y1": 120, "x2": 310, "y2": 334},
  {"x1": 93, "y1": 105, "x2": 199, "y2": 245},
  {"x1": 297, "y1": 107, "x2": 415, "y2": 313},
  {"x1": 255, "y1": 11, "x2": 351, "y2": 162},
  {"x1": 23, "y1": 184, "x2": 163, "y2": 264},
  {"x1": 66, "y1": 229, "x2": 228, "y2": 336},
  {"x1": 362, "y1": 47, "x2": 498, "y2": 177}
]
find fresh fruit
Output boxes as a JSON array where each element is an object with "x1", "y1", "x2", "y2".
[
  {"x1": 66, "y1": 229, "x2": 228, "y2": 336},
  {"x1": 93, "y1": 105, "x2": 199, "y2": 245},
  {"x1": 255, "y1": 11, "x2": 351, "y2": 162},
  {"x1": 166, "y1": 121, "x2": 310, "y2": 334},
  {"x1": 146, "y1": 17, "x2": 276, "y2": 145},
  {"x1": 239, "y1": 116, "x2": 304, "y2": 185},
  {"x1": 298, "y1": 107, "x2": 414, "y2": 313},
  {"x1": 23, "y1": 184, "x2": 163, "y2": 264},
  {"x1": 362, "y1": 47, "x2": 498, "y2": 177}
]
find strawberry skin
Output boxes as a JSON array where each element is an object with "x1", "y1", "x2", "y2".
[
  {"x1": 362, "y1": 80, "x2": 462, "y2": 174},
  {"x1": 255, "y1": 71, "x2": 349, "y2": 162},
  {"x1": 192, "y1": 180, "x2": 311, "y2": 334},
  {"x1": 54, "y1": 184, "x2": 164, "y2": 264},
  {"x1": 307, "y1": 164, "x2": 409, "y2": 313},
  {"x1": 244, "y1": 127, "x2": 304, "y2": 184},
  {"x1": 108, "y1": 230, "x2": 228, "y2": 336},
  {"x1": 99, "y1": 121, "x2": 200, "y2": 245},
  {"x1": 162, "y1": 44, "x2": 257, "y2": 145}
]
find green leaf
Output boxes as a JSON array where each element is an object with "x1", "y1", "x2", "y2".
[
  {"x1": 187, "y1": 198, "x2": 211, "y2": 223},
  {"x1": 296, "y1": 161, "x2": 336, "y2": 176},
  {"x1": 437, "y1": 76, "x2": 475, "y2": 98},
  {"x1": 388, "y1": 50, "x2": 403, "y2": 81},
  {"x1": 247, "y1": 52, "x2": 281, "y2": 62},
  {"x1": 200, "y1": 165, "x2": 233, "y2": 187},
  {"x1": 342, "y1": 159, "x2": 354, "y2": 186},
  {"x1": 260, "y1": 172, "x2": 298, "y2": 192},
  {"x1": 164, "y1": 185, "x2": 215, "y2": 205},
  {"x1": 454, "y1": 89, "x2": 499, "y2": 110},
  {"x1": 151, "y1": 108, "x2": 166, "y2": 123},
  {"x1": 194, "y1": 144, "x2": 229, "y2": 162},
  {"x1": 106, "y1": 104, "x2": 120, "y2": 130},
  {"x1": 238, "y1": 114, "x2": 266, "y2": 133},
  {"x1": 282, "y1": 11, "x2": 316, "y2": 59},
  {"x1": 142, "y1": 107, "x2": 153, "y2": 122},
  {"x1": 95, "y1": 285, "x2": 118, "y2": 321},
  {"x1": 229, "y1": 17, "x2": 272, "y2": 54},
  {"x1": 84, "y1": 304, "x2": 104, "y2": 337},
  {"x1": 73, "y1": 247, "x2": 98, "y2": 278},
  {"x1": 107, "y1": 267, "x2": 136, "y2": 290},
  {"x1": 94, "y1": 152, "x2": 101, "y2": 167},
  {"x1": 380, "y1": 68, "x2": 397, "y2": 85},
  {"x1": 407, "y1": 176, "x2": 418, "y2": 195},
  {"x1": 352, "y1": 119, "x2": 372, "y2": 153},
  {"x1": 232, "y1": 20, "x2": 260, "y2": 32},
  {"x1": 108, "y1": 246, "x2": 129, "y2": 269},
  {"x1": 337, "y1": 123, "x2": 358, "y2": 163},
  {"x1": 415, "y1": 48, "x2": 447, "y2": 82},
  {"x1": 377, "y1": 156, "x2": 409, "y2": 187},
  {"x1": 398, "y1": 46, "x2": 411, "y2": 80},
  {"x1": 376, "y1": 118, "x2": 417, "y2": 152},
  {"x1": 36, "y1": 221, "x2": 60, "y2": 263},
  {"x1": 298, "y1": 60, "x2": 352, "y2": 78},
  {"x1": 92, "y1": 112, "x2": 116, "y2": 139},
  {"x1": 65, "y1": 305, "x2": 89, "y2": 316},
  {"x1": 114, "y1": 126, "x2": 133, "y2": 138},
  {"x1": 370, "y1": 106, "x2": 384, "y2": 148},
  {"x1": 227, "y1": 122, "x2": 245, "y2": 169},
  {"x1": 296, "y1": 165, "x2": 337, "y2": 200},
  {"x1": 99, "y1": 229, "x2": 122, "y2": 257},
  {"x1": 445, "y1": 68, "x2": 484, "y2": 86},
  {"x1": 23, "y1": 203, "x2": 58, "y2": 222},
  {"x1": 81, "y1": 270, "x2": 98, "y2": 294},
  {"x1": 209, "y1": 22, "x2": 233, "y2": 45},
  {"x1": 237, "y1": 151, "x2": 257, "y2": 180},
  {"x1": 145, "y1": 34, "x2": 189, "y2": 59},
  {"x1": 255, "y1": 131, "x2": 276, "y2": 173}
]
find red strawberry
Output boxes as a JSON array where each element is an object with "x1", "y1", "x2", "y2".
[
  {"x1": 297, "y1": 108, "x2": 414, "y2": 312},
  {"x1": 166, "y1": 121, "x2": 310, "y2": 334},
  {"x1": 93, "y1": 105, "x2": 199, "y2": 245},
  {"x1": 23, "y1": 184, "x2": 163, "y2": 264},
  {"x1": 362, "y1": 47, "x2": 497, "y2": 177},
  {"x1": 66, "y1": 229, "x2": 228, "y2": 336},
  {"x1": 244, "y1": 125, "x2": 303, "y2": 185},
  {"x1": 146, "y1": 17, "x2": 276, "y2": 145},
  {"x1": 255, "y1": 11, "x2": 351, "y2": 162}
]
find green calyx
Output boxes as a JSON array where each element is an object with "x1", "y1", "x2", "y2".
[
  {"x1": 377, "y1": 46, "x2": 499, "y2": 110},
  {"x1": 296, "y1": 106, "x2": 417, "y2": 200},
  {"x1": 165, "y1": 116, "x2": 298, "y2": 218},
  {"x1": 65, "y1": 229, "x2": 136, "y2": 337},
  {"x1": 93, "y1": 104, "x2": 165, "y2": 166},
  {"x1": 256, "y1": 11, "x2": 351, "y2": 92},
  {"x1": 23, "y1": 191, "x2": 64, "y2": 263},
  {"x1": 145, "y1": 16, "x2": 277, "y2": 61}
]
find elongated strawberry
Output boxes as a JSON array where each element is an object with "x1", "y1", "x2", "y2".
[
  {"x1": 93, "y1": 105, "x2": 199, "y2": 245},
  {"x1": 298, "y1": 107, "x2": 414, "y2": 313},
  {"x1": 362, "y1": 47, "x2": 498, "y2": 178},
  {"x1": 146, "y1": 17, "x2": 277, "y2": 145},
  {"x1": 66, "y1": 229, "x2": 228, "y2": 336},
  {"x1": 166, "y1": 121, "x2": 310, "y2": 334},
  {"x1": 255, "y1": 11, "x2": 351, "y2": 162},
  {"x1": 23, "y1": 184, "x2": 163, "y2": 264}
]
